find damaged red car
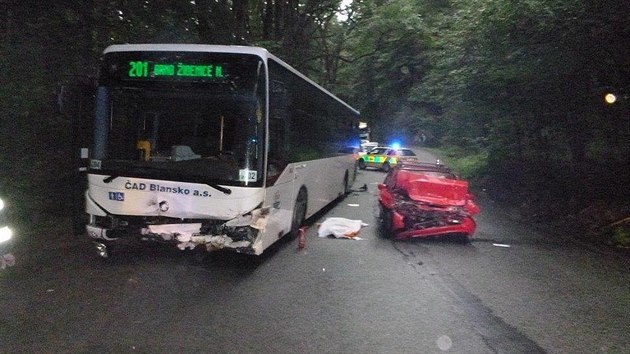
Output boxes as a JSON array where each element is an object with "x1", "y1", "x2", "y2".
[{"x1": 377, "y1": 162, "x2": 480, "y2": 241}]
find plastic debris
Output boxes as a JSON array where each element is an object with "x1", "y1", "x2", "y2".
[
  {"x1": 297, "y1": 226, "x2": 307, "y2": 249},
  {"x1": 349, "y1": 184, "x2": 368, "y2": 192}
]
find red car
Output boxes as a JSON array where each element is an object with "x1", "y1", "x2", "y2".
[{"x1": 377, "y1": 162, "x2": 479, "y2": 241}]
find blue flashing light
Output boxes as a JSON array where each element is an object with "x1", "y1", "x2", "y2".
[{"x1": 390, "y1": 141, "x2": 401, "y2": 150}]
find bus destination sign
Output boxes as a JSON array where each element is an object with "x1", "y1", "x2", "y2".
[{"x1": 128, "y1": 61, "x2": 224, "y2": 79}]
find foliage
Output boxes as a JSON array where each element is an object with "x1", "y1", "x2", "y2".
[
  {"x1": 340, "y1": 0, "x2": 629, "y2": 205},
  {"x1": 428, "y1": 147, "x2": 489, "y2": 182},
  {"x1": 612, "y1": 226, "x2": 630, "y2": 249},
  {"x1": 337, "y1": 0, "x2": 432, "y2": 142},
  {"x1": 0, "y1": 0, "x2": 349, "y2": 216},
  {"x1": 0, "y1": 0, "x2": 628, "y2": 231}
]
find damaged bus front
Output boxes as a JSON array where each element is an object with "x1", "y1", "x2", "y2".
[{"x1": 86, "y1": 45, "x2": 269, "y2": 258}]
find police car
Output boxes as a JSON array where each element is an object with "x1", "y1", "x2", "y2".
[{"x1": 358, "y1": 146, "x2": 418, "y2": 172}]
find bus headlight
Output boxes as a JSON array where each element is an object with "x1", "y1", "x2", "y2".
[{"x1": 0, "y1": 226, "x2": 13, "y2": 243}]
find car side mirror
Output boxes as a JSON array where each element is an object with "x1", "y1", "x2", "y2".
[{"x1": 377, "y1": 183, "x2": 386, "y2": 191}]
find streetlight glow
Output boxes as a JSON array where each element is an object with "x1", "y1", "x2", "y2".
[{"x1": 604, "y1": 93, "x2": 617, "y2": 104}]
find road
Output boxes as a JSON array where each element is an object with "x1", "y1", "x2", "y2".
[{"x1": 1, "y1": 149, "x2": 629, "y2": 353}]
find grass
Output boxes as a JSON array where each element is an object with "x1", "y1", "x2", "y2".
[{"x1": 425, "y1": 146, "x2": 488, "y2": 180}]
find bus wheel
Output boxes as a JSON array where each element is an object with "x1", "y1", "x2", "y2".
[
  {"x1": 291, "y1": 188, "x2": 308, "y2": 238},
  {"x1": 358, "y1": 159, "x2": 366, "y2": 170}
]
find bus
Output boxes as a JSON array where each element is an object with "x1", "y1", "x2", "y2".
[{"x1": 84, "y1": 44, "x2": 360, "y2": 258}]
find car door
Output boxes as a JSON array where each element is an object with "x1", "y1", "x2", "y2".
[{"x1": 365, "y1": 148, "x2": 384, "y2": 168}]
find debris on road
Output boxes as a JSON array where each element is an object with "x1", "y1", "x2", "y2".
[
  {"x1": 349, "y1": 184, "x2": 368, "y2": 193},
  {"x1": 297, "y1": 226, "x2": 307, "y2": 250}
]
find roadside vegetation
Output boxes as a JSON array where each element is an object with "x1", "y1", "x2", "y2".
[
  {"x1": 430, "y1": 144, "x2": 630, "y2": 249},
  {"x1": 0, "y1": 0, "x2": 628, "y2": 248},
  {"x1": 426, "y1": 146, "x2": 488, "y2": 182}
]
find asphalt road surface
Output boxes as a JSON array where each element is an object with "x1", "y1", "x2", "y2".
[{"x1": 1, "y1": 149, "x2": 629, "y2": 353}]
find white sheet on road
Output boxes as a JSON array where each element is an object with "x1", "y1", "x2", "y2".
[{"x1": 317, "y1": 217, "x2": 368, "y2": 239}]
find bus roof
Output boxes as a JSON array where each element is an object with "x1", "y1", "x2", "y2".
[{"x1": 104, "y1": 44, "x2": 360, "y2": 116}]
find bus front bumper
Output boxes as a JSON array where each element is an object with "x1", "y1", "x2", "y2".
[{"x1": 86, "y1": 223, "x2": 260, "y2": 255}]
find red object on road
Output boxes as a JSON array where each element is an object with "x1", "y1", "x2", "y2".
[
  {"x1": 378, "y1": 162, "x2": 480, "y2": 241},
  {"x1": 297, "y1": 226, "x2": 307, "y2": 249}
]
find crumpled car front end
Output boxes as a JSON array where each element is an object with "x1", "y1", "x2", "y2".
[
  {"x1": 387, "y1": 197, "x2": 478, "y2": 240},
  {"x1": 379, "y1": 165, "x2": 480, "y2": 240}
]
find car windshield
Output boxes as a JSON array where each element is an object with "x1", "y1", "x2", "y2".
[{"x1": 370, "y1": 148, "x2": 388, "y2": 155}]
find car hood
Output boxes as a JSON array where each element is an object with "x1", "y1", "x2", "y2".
[{"x1": 401, "y1": 175, "x2": 470, "y2": 206}]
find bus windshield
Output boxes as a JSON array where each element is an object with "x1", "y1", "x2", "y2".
[{"x1": 92, "y1": 52, "x2": 266, "y2": 187}]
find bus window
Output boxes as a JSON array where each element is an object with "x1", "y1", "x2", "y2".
[{"x1": 267, "y1": 117, "x2": 288, "y2": 185}]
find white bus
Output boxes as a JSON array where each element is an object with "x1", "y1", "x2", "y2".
[{"x1": 85, "y1": 44, "x2": 360, "y2": 258}]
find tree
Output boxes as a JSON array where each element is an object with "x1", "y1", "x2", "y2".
[{"x1": 338, "y1": 0, "x2": 430, "y2": 142}]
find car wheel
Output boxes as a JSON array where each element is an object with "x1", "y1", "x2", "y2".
[
  {"x1": 456, "y1": 233, "x2": 471, "y2": 244},
  {"x1": 358, "y1": 159, "x2": 366, "y2": 170},
  {"x1": 290, "y1": 188, "x2": 308, "y2": 238},
  {"x1": 381, "y1": 162, "x2": 391, "y2": 172},
  {"x1": 379, "y1": 206, "x2": 393, "y2": 239}
]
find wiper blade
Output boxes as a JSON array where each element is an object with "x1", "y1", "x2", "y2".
[
  {"x1": 103, "y1": 174, "x2": 119, "y2": 183},
  {"x1": 209, "y1": 183, "x2": 231, "y2": 195}
]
